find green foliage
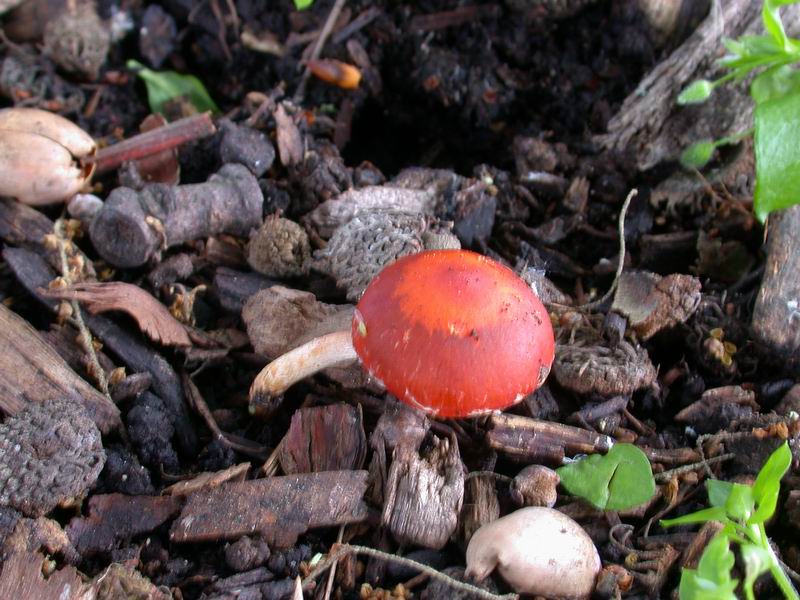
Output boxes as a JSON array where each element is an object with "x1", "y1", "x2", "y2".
[
  {"x1": 661, "y1": 442, "x2": 798, "y2": 600},
  {"x1": 556, "y1": 443, "x2": 655, "y2": 511},
  {"x1": 127, "y1": 60, "x2": 220, "y2": 116},
  {"x1": 677, "y1": 0, "x2": 800, "y2": 221}
]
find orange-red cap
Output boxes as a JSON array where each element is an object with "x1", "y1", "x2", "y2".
[{"x1": 352, "y1": 250, "x2": 554, "y2": 418}]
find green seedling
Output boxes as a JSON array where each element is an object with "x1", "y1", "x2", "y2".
[
  {"x1": 678, "y1": 0, "x2": 800, "y2": 221},
  {"x1": 127, "y1": 60, "x2": 220, "y2": 116},
  {"x1": 557, "y1": 443, "x2": 656, "y2": 512},
  {"x1": 661, "y1": 442, "x2": 797, "y2": 600}
]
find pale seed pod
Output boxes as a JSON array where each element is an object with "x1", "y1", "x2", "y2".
[{"x1": 0, "y1": 108, "x2": 96, "y2": 205}]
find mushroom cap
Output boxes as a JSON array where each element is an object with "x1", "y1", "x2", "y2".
[{"x1": 352, "y1": 250, "x2": 554, "y2": 418}]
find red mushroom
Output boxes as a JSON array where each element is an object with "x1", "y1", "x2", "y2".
[{"x1": 250, "y1": 249, "x2": 555, "y2": 418}]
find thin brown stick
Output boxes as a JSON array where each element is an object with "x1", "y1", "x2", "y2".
[
  {"x1": 294, "y1": 0, "x2": 348, "y2": 103},
  {"x1": 90, "y1": 112, "x2": 217, "y2": 174}
]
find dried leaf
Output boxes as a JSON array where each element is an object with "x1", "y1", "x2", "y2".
[
  {"x1": 41, "y1": 281, "x2": 191, "y2": 347},
  {"x1": 275, "y1": 103, "x2": 303, "y2": 167},
  {"x1": 163, "y1": 463, "x2": 250, "y2": 496}
]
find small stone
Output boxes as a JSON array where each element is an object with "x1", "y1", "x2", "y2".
[
  {"x1": 247, "y1": 217, "x2": 310, "y2": 279},
  {"x1": 0, "y1": 399, "x2": 105, "y2": 517}
]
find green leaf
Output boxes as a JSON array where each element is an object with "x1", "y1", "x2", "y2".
[
  {"x1": 724, "y1": 483, "x2": 754, "y2": 522},
  {"x1": 556, "y1": 443, "x2": 655, "y2": 511},
  {"x1": 750, "y1": 65, "x2": 800, "y2": 104},
  {"x1": 678, "y1": 534, "x2": 739, "y2": 600},
  {"x1": 678, "y1": 80, "x2": 715, "y2": 105},
  {"x1": 127, "y1": 59, "x2": 220, "y2": 116},
  {"x1": 707, "y1": 479, "x2": 734, "y2": 508},
  {"x1": 293, "y1": 0, "x2": 314, "y2": 8},
  {"x1": 680, "y1": 140, "x2": 717, "y2": 169},
  {"x1": 742, "y1": 544, "x2": 772, "y2": 600},
  {"x1": 661, "y1": 506, "x2": 728, "y2": 528},
  {"x1": 754, "y1": 91, "x2": 800, "y2": 221},
  {"x1": 749, "y1": 442, "x2": 792, "y2": 522},
  {"x1": 762, "y1": 0, "x2": 800, "y2": 54}
]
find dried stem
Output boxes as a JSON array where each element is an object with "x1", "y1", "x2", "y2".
[
  {"x1": 249, "y1": 330, "x2": 357, "y2": 403},
  {"x1": 294, "y1": 0, "x2": 348, "y2": 102},
  {"x1": 90, "y1": 112, "x2": 216, "y2": 174},
  {"x1": 54, "y1": 219, "x2": 110, "y2": 398},
  {"x1": 302, "y1": 543, "x2": 518, "y2": 600}
]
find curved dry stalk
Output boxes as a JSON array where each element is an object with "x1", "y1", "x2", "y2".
[{"x1": 249, "y1": 330, "x2": 357, "y2": 403}]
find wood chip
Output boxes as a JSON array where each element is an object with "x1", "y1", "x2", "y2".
[
  {"x1": 0, "y1": 523, "x2": 91, "y2": 600},
  {"x1": 612, "y1": 271, "x2": 702, "y2": 339},
  {"x1": 41, "y1": 281, "x2": 191, "y2": 347},
  {"x1": 279, "y1": 403, "x2": 367, "y2": 474},
  {"x1": 0, "y1": 303, "x2": 119, "y2": 433},
  {"x1": 382, "y1": 436, "x2": 464, "y2": 549},
  {"x1": 65, "y1": 493, "x2": 182, "y2": 556},
  {"x1": 170, "y1": 471, "x2": 369, "y2": 547}
]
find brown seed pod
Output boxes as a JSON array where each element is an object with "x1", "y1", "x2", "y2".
[{"x1": 307, "y1": 59, "x2": 362, "y2": 90}]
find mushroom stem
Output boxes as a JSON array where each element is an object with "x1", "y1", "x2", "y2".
[{"x1": 249, "y1": 330, "x2": 357, "y2": 405}]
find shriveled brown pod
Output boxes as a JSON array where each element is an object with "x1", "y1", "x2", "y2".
[{"x1": 510, "y1": 464, "x2": 560, "y2": 508}]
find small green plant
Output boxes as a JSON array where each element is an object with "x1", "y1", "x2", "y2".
[
  {"x1": 678, "y1": 0, "x2": 800, "y2": 222},
  {"x1": 556, "y1": 443, "x2": 656, "y2": 511},
  {"x1": 127, "y1": 60, "x2": 220, "y2": 116},
  {"x1": 661, "y1": 442, "x2": 797, "y2": 600}
]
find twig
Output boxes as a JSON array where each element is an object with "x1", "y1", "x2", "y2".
[
  {"x1": 293, "y1": 0, "x2": 348, "y2": 103},
  {"x1": 54, "y1": 219, "x2": 110, "y2": 398},
  {"x1": 182, "y1": 371, "x2": 268, "y2": 459},
  {"x1": 654, "y1": 453, "x2": 735, "y2": 483},
  {"x1": 547, "y1": 189, "x2": 636, "y2": 312},
  {"x1": 89, "y1": 112, "x2": 217, "y2": 174},
  {"x1": 302, "y1": 543, "x2": 518, "y2": 600},
  {"x1": 323, "y1": 526, "x2": 345, "y2": 600}
]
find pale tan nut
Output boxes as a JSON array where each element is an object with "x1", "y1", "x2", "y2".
[
  {"x1": 0, "y1": 108, "x2": 96, "y2": 205},
  {"x1": 466, "y1": 506, "x2": 601, "y2": 599}
]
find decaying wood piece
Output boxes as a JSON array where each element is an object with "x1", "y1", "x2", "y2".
[
  {"x1": 171, "y1": 470, "x2": 369, "y2": 547},
  {"x1": 612, "y1": 271, "x2": 701, "y2": 340},
  {"x1": 0, "y1": 197, "x2": 96, "y2": 279},
  {"x1": 457, "y1": 474, "x2": 499, "y2": 547},
  {"x1": 487, "y1": 413, "x2": 613, "y2": 465},
  {"x1": 65, "y1": 493, "x2": 182, "y2": 556},
  {"x1": 753, "y1": 205, "x2": 800, "y2": 372},
  {"x1": 382, "y1": 436, "x2": 464, "y2": 550},
  {"x1": 42, "y1": 281, "x2": 192, "y2": 347},
  {"x1": 0, "y1": 302, "x2": 119, "y2": 433},
  {"x1": 597, "y1": 0, "x2": 800, "y2": 171},
  {"x1": 0, "y1": 523, "x2": 92, "y2": 600},
  {"x1": 279, "y1": 403, "x2": 367, "y2": 474},
  {"x1": 3, "y1": 247, "x2": 197, "y2": 454}
]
